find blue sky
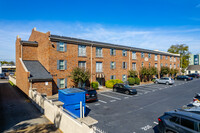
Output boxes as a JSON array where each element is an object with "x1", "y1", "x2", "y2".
[{"x1": 0, "y1": 0, "x2": 200, "y2": 61}]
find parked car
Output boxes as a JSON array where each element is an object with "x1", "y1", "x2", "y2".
[
  {"x1": 155, "y1": 77, "x2": 174, "y2": 85},
  {"x1": 0, "y1": 73, "x2": 5, "y2": 79},
  {"x1": 187, "y1": 73, "x2": 200, "y2": 78},
  {"x1": 78, "y1": 87, "x2": 98, "y2": 102},
  {"x1": 158, "y1": 109, "x2": 200, "y2": 133},
  {"x1": 176, "y1": 75, "x2": 193, "y2": 81},
  {"x1": 193, "y1": 93, "x2": 200, "y2": 107},
  {"x1": 113, "y1": 83, "x2": 137, "y2": 95}
]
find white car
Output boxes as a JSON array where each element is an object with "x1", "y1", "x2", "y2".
[
  {"x1": 155, "y1": 77, "x2": 174, "y2": 85},
  {"x1": 193, "y1": 93, "x2": 200, "y2": 107}
]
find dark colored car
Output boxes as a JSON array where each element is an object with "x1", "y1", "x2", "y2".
[
  {"x1": 113, "y1": 83, "x2": 137, "y2": 95},
  {"x1": 187, "y1": 73, "x2": 200, "y2": 78},
  {"x1": 79, "y1": 88, "x2": 98, "y2": 102},
  {"x1": 176, "y1": 75, "x2": 193, "y2": 81},
  {"x1": 157, "y1": 109, "x2": 200, "y2": 133},
  {"x1": 0, "y1": 73, "x2": 5, "y2": 79}
]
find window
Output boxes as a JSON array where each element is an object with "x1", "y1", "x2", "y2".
[
  {"x1": 78, "y1": 45, "x2": 86, "y2": 56},
  {"x1": 110, "y1": 48, "x2": 116, "y2": 56},
  {"x1": 148, "y1": 53, "x2": 151, "y2": 58},
  {"x1": 110, "y1": 75, "x2": 116, "y2": 80},
  {"x1": 110, "y1": 62, "x2": 116, "y2": 69},
  {"x1": 132, "y1": 52, "x2": 137, "y2": 59},
  {"x1": 141, "y1": 52, "x2": 144, "y2": 58},
  {"x1": 122, "y1": 50, "x2": 127, "y2": 56},
  {"x1": 181, "y1": 118, "x2": 197, "y2": 131},
  {"x1": 122, "y1": 62, "x2": 127, "y2": 69},
  {"x1": 142, "y1": 62, "x2": 144, "y2": 67},
  {"x1": 160, "y1": 55, "x2": 163, "y2": 59},
  {"x1": 174, "y1": 57, "x2": 176, "y2": 62},
  {"x1": 132, "y1": 63, "x2": 136, "y2": 70},
  {"x1": 195, "y1": 71, "x2": 198, "y2": 73},
  {"x1": 57, "y1": 42, "x2": 67, "y2": 52},
  {"x1": 122, "y1": 75, "x2": 127, "y2": 82},
  {"x1": 166, "y1": 56, "x2": 168, "y2": 60},
  {"x1": 155, "y1": 63, "x2": 157, "y2": 68},
  {"x1": 161, "y1": 63, "x2": 163, "y2": 67},
  {"x1": 178, "y1": 64, "x2": 179, "y2": 68},
  {"x1": 177, "y1": 57, "x2": 179, "y2": 60},
  {"x1": 57, "y1": 60, "x2": 67, "y2": 70},
  {"x1": 96, "y1": 47, "x2": 103, "y2": 57},
  {"x1": 166, "y1": 63, "x2": 168, "y2": 67},
  {"x1": 174, "y1": 64, "x2": 176, "y2": 69},
  {"x1": 189, "y1": 71, "x2": 191, "y2": 74},
  {"x1": 57, "y1": 78, "x2": 67, "y2": 89},
  {"x1": 78, "y1": 61, "x2": 86, "y2": 69},
  {"x1": 170, "y1": 56, "x2": 172, "y2": 61},
  {"x1": 155, "y1": 54, "x2": 158, "y2": 61},
  {"x1": 96, "y1": 62, "x2": 102, "y2": 72},
  {"x1": 149, "y1": 63, "x2": 151, "y2": 67},
  {"x1": 169, "y1": 116, "x2": 180, "y2": 124},
  {"x1": 170, "y1": 64, "x2": 172, "y2": 68}
]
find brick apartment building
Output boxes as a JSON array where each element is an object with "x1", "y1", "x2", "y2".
[{"x1": 16, "y1": 28, "x2": 180, "y2": 96}]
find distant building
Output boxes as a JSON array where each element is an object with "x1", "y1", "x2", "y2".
[
  {"x1": 0, "y1": 63, "x2": 16, "y2": 74},
  {"x1": 189, "y1": 54, "x2": 200, "y2": 65},
  {"x1": 186, "y1": 65, "x2": 200, "y2": 74}
]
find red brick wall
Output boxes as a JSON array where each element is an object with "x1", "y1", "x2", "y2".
[
  {"x1": 32, "y1": 81, "x2": 52, "y2": 96},
  {"x1": 22, "y1": 46, "x2": 38, "y2": 60}
]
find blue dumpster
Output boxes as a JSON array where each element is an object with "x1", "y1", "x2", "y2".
[{"x1": 58, "y1": 88, "x2": 86, "y2": 118}]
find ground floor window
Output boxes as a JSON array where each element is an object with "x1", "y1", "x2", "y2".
[
  {"x1": 60, "y1": 79, "x2": 65, "y2": 88},
  {"x1": 57, "y1": 78, "x2": 67, "y2": 88},
  {"x1": 110, "y1": 75, "x2": 116, "y2": 79},
  {"x1": 122, "y1": 75, "x2": 127, "y2": 82}
]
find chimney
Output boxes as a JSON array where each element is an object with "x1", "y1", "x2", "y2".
[
  {"x1": 17, "y1": 35, "x2": 20, "y2": 39},
  {"x1": 33, "y1": 27, "x2": 36, "y2": 31}
]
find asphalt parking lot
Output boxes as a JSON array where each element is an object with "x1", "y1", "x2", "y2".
[{"x1": 87, "y1": 78, "x2": 200, "y2": 133}]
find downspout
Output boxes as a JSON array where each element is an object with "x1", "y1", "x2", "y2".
[
  {"x1": 91, "y1": 44, "x2": 93, "y2": 83},
  {"x1": 129, "y1": 49, "x2": 131, "y2": 70}
]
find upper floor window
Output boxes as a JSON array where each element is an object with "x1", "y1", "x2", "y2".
[
  {"x1": 110, "y1": 75, "x2": 116, "y2": 80},
  {"x1": 141, "y1": 52, "x2": 144, "y2": 58},
  {"x1": 149, "y1": 62, "x2": 151, "y2": 67},
  {"x1": 110, "y1": 48, "x2": 116, "y2": 56},
  {"x1": 78, "y1": 61, "x2": 86, "y2": 69},
  {"x1": 57, "y1": 42, "x2": 67, "y2": 52},
  {"x1": 177, "y1": 57, "x2": 179, "y2": 61},
  {"x1": 110, "y1": 62, "x2": 116, "y2": 69},
  {"x1": 160, "y1": 55, "x2": 163, "y2": 59},
  {"x1": 122, "y1": 50, "x2": 127, "y2": 56},
  {"x1": 122, "y1": 62, "x2": 127, "y2": 69},
  {"x1": 174, "y1": 64, "x2": 176, "y2": 69},
  {"x1": 178, "y1": 64, "x2": 179, "y2": 67},
  {"x1": 155, "y1": 63, "x2": 157, "y2": 68},
  {"x1": 148, "y1": 53, "x2": 151, "y2": 58},
  {"x1": 166, "y1": 63, "x2": 168, "y2": 67},
  {"x1": 57, "y1": 60, "x2": 67, "y2": 70},
  {"x1": 142, "y1": 62, "x2": 144, "y2": 67},
  {"x1": 170, "y1": 56, "x2": 172, "y2": 61},
  {"x1": 78, "y1": 45, "x2": 86, "y2": 56},
  {"x1": 155, "y1": 54, "x2": 158, "y2": 61},
  {"x1": 96, "y1": 47, "x2": 103, "y2": 57},
  {"x1": 96, "y1": 62, "x2": 102, "y2": 72},
  {"x1": 132, "y1": 52, "x2": 137, "y2": 59},
  {"x1": 161, "y1": 63, "x2": 163, "y2": 67},
  {"x1": 132, "y1": 63, "x2": 136, "y2": 70},
  {"x1": 170, "y1": 64, "x2": 172, "y2": 68},
  {"x1": 174, "y1": 57, "x2": 176, "y2": 62},
  {"x1": 166, "y1": 56, "x2": 168, "y2": 60}
]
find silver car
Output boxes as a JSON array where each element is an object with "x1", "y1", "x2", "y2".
[{"x1": 155, "y1": 77, "x2": 174, "y2": 85}]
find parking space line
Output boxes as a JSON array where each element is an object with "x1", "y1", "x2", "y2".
[
  {"x1": 110, "y1": 100, "x2": 116, "y2": 102},
  {"x1": 153, "y1": 121, "x2": 158, "y2": 125},
  {"x1": 98, "y1": 100, "x2": 107, "y2": 104},
  {"x1": 124, "y1": 97, "x2": 129, "y2": 99},
  {"x1": 107, "y1": 91, "x2": 133, "y2": 97},
  {"x1": 95, "y1": 103, "x2": 100, "y2": 106},
  {"x1": 86, "y1": 105, "x2": 89, "y2": 108},
  {"x1": 99, "y1": 93, "x2": 121, "y2": 100}
]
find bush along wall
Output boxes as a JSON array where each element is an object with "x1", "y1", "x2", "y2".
[
  {"x1": 105, "y1": 79, "x2": 123, "y2": 88},
  {"x1": 135, "y1": 77, "x2": 140, "y2": 85},
  {"x1": 128, "y1": 77, "x2": 135, "y2": 85},
  {"x1": 91, "y1": 82, "x2": 99, "y2": 90}
]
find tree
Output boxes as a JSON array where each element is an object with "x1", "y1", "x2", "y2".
[
  {"x1": 69, "y1": 67, "x2": 90, "y2": 87},
  {"x1": 160, "y1": 66, "x2": 170, "y2": 76},
  {"x1": 128, "y1": 70, "x2": 138, "y2": 78},
  {"x1": 148, "y1": 67, "x2": 158, "y2": 80},
  {"x1": 167, "y1": 44, "x2": 190, "y2": 69}
]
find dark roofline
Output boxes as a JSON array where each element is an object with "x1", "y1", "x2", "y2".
[
  {"x1": 49, "y1": 35, "x2": 180, "y2": 57},
  {"x1": 29, "y1": 78, "x2": 53, "y2": 82},
  {"x1": 20, "y1": 40, "x2": 38, "y2": 47}
]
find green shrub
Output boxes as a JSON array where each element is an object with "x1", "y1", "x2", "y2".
[
  {"x1": 135, "y1": 77, "x2": 140, "y2": 85},
  {"x1": 151, "y1": 78, "x2": 156, "y2": 82},
  {"x1": 128, "y1": 77, "x2": 135, "y2": 85},
  {"x1": 9, "y1": 80, "x2": 16, "y2": 86},
  {"x1": 91, "y1": 82, "x2": 99, "y2": 90},
  {"x1": 105, "y1": 79, "x2": 123, "y2": 88}
]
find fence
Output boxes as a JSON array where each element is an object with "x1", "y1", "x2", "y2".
[
  {"x1": 29, "y1": 89, "x2": 97, "y2": 133},
  {"x1": 8, "y1": 75, "x2": 16, "y2": 85}
]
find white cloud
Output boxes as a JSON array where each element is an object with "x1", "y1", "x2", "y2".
[{"x1": 0, "y1": 21, "x2": 200, "y2": 61}]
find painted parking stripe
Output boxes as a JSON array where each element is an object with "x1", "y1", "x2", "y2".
[
  {"x1": 107, "y1": 91, "x2": 133, "y2": 97},
  {"x1": 110, "y1": 100, "x2": 116, "y2": 102},
  {"x1": 124, "y1": 97, "x2": 129, "y2": 99},
  {"x1": 135, "y1": 86, "x2": 158, "y2": 91},
  {"x1": 95, "y1": 103, "x2": 100, "y2": 106},
  {"x1": 98, "y1": 93, "x2": 121, "y2": 100},
  {"x1": 98, "y1": 100, "x2": 107, "y2": 104},
  {"x1": 154, "y1": 121, "x2": 158, "y2": 124},
  {"x1": 86, "y1": 105, "x2": 89, "y2": 108}
]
